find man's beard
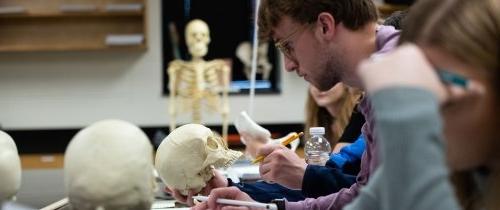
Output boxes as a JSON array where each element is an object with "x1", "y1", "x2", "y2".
[{"x1": 316, "y1": 48, "x2": 346, "y2": 91}]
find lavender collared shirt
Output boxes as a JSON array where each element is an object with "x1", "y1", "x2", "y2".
[{"x1": 286, "y1": 25, "x2": 400, "y2": 210}]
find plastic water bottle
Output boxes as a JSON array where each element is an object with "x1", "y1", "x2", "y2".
[{"x1": 304, "y1": 127, "x2": 331, "y2": 166}]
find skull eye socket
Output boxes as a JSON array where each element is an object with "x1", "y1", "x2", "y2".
[{"x1": 206, "y1": 136, "x2": 219, "y2": 150}]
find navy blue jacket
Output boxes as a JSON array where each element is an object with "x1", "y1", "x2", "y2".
[{"x1": 230, "y1": 135, "x2": 365, "y2": 202}]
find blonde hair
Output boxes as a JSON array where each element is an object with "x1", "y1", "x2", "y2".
[
  {"x1": 304, "y1": 85, "x2": 363, "y2": 146},
  {"x1": 401, "y1": 0, "x2": 500, "y2": 209}
]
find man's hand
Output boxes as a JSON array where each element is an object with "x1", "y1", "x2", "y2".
[
  {"x1": 164, "y1": 169, "x2": 228, "y2": 206},
  {"x1": 257, "y1": 144, "x2": 307, "y2": 189},
  {"x1": 192, "y1": 187, "x2": 255, "y2": 210},
  {"x1": 164, "y1": 187, "x2": 196, "y2": 206},
  {"x1": 200, "y1": 169, "x2": 229, "y2": 195}
]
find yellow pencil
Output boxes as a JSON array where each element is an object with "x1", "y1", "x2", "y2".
[{"x1": 252, "y1": 132, "x2": 304, "y2": 164}]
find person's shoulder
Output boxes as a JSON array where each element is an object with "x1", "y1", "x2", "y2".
[
  {"x1": 375, "y1": 25, "x2": 401, "y2": 55},
  {"x1": 376, "y1": 25, "x2": 399, "y2": 35}
]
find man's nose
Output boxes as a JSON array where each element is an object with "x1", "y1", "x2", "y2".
[{"x1": 283, "y1": 56, "x2": 298, "y2": 72}]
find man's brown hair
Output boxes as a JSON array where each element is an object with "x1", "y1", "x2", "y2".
[{"x1": 258, "y1": 0, "x2": 378, "y2": 40}]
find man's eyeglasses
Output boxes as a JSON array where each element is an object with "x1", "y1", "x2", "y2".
[{"x1": 274, "y1": 26, "x2": 305, "y2": 60}]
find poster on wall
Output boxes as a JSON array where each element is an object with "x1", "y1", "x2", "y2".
[{"x1": 161, "y1": 0, "x2": 281, "y2": 95}]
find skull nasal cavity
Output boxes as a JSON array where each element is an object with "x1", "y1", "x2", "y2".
[{"x1": 206, "y1": 136, "x2": 219, "y2": 149}]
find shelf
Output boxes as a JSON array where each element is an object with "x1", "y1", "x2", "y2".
[
  {"x1": 0, "y1": 0, "x2": 144, "y2": 13},
  {"x1": 0, "y1": 0, "x2": 147, "y2": 52},
  {"x1": 20, "y1": 154, "x2": 64, "y2": 169},
  {"x1": 0, "y1": 44, "x2": 147, "y2": 52},
  {"x1": 0, "y1": 11, "x2": 143, "y2": 18}
]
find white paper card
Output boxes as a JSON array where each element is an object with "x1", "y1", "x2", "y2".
[
  {"x1": 60, "y1": 4, "x2": 97, "y2": 12},
  {"x1": 106, "y1": 3, "x2": 143, "y2": 12},
  {"x1": 151, "y1": 200, "x2": 176, "y2": 209},
  {"x1": 105, "y1": 34, "x2": 144, "y2": 46},
  {"x1": 0, "y1": 6, "x2": 25, "y2": 14}
]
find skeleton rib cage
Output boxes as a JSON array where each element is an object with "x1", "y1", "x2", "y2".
[{"x1": 168, "y1": 59, "x2": 230, "y2": 140}]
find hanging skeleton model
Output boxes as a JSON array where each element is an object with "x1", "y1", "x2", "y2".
[{"x1": 167, "y1": 19, "x2": 230, "y2": 140}]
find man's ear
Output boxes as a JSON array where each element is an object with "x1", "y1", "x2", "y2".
[{"x1": 316, "y1": 12, "x2": 336, "y2": 39}]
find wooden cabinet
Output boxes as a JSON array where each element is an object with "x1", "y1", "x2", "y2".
[{"x1": 0, "y1": 0, "x2": 146, "y2": 52}]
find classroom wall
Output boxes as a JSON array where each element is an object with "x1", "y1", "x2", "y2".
[{"x1": 0, "y1": 0, "x2": 308, "y2": 130}]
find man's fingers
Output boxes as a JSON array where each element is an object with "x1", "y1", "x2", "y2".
[
  {"x1": 207, "y1": 187, "x2": 242, "y2": 209},
  {"x1": 259, "y1": 161, "x2": 272, "y2": 176},
  {"x1": 200, "y1": 185, "x2": 211, "y2": 195},
  {"x1": 256, "y1": 144, "x2": 283, "y2": 157},
  {"x1": 186, "y1": 190, "x2": 197, "y2": 206},
  {"x1": 192, "y1": 201, "x2": 208, "y2": 210},
  {"x1": 164, "y1": 187, "x2": 173, "y2": 194},
  {"x1": 171, "y1": 190, "x2": 188, "y2": 203}
]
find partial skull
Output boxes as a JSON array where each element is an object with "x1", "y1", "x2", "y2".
[
  {"x1": 64, "y1": 119, "x2": 155, "y2": 210},
  {"x1": 0, "y1": 130, "x2": 21, "y2": 202},
  {"x1": 155, "y1": 124, "x2": 242, "y2": 195}
]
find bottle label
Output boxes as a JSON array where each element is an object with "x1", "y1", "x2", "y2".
[{"x1": 305, "y1": 151, "x2": 329, "y2": 166}]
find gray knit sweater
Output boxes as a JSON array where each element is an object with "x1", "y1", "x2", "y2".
[{"x1": 344, "y1": 88, "x2": 461, "y2": 210}]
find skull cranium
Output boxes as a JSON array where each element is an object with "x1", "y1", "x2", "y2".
[
  {"x1": 155, "y1": 124, "x2": 242, "y2": 195},
  {"x1": 0, "y1": 130, "x2": 21, "y2": 202},
  {"x1": 64, "y1": 119, "x2": 155, "y2": 210}
]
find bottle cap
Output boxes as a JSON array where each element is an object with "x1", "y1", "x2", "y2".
[{"x1": 309, "y1": 127, "x2": 325, "y2": 135}]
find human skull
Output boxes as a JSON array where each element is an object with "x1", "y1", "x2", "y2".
[
  {"x1": 185, "y1": 19, "x2": 210, "y2": 58},
  {"x1": 155, "y1": 124, "x2": 242, "y2": 195},
  {"x1": 64, "y1": 119, "x2": 155, "y2": 210},
  {"x1": 0, "y1": 130, "x2": 21, "y2": 202}
]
